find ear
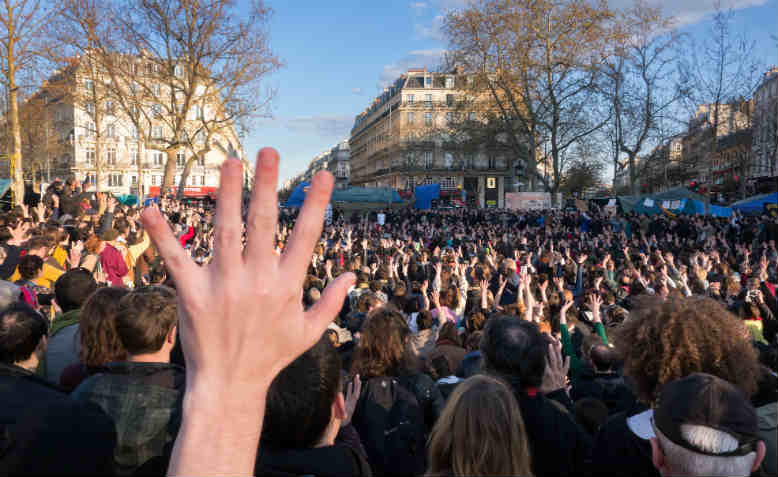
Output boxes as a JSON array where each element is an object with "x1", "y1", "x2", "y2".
[
  {"x1": 36, "y1": 335, "x2": 48, "y2": 355},
  {"x1": 332, "y1": 392, "x2": 346, "y2": 421},
  {"x1": 752, "y1": 440, "x2": 766, "y2": 473},
  {"x1": 650, "y1": 437, "x2": 666, "y2": 475},
  {"x1": 167, "y1": 324, "x2": 177, "y2": 345}
]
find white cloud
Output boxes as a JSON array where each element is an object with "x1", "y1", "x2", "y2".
[
  {"x1": 377, "y1": 49, "x2": 447, "y2": 87},
  {"x1": 352, "y1": 87, "x2": 363, "y2": 95},
  {"x1": 409, "y1": 1, "x2": 428, "y2": 12},
  {"x1": 285, "y1": 115, "x2": 353, "y2": 138},
  {"x1": 601, "y1": 0, "x2": 768, "y2": 28}
]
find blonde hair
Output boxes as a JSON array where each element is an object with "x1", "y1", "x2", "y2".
[{"x1": 426, "y1": 375, "x2": 533, "y2": 476}]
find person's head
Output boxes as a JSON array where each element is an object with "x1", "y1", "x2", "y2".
[
  {"x1": 574, "y1": 397, "x2": 609, "y2": 436},
  {"x1": 437, "y1": 321, "x2": 461, "y2": 346},
  {"x1": 427, "y1": 375, "x2": 533, "y2": 476},
  {"x1": 114, "y1": 286, "x2": 177, "y2": 362},
  {"x1": 480, "y1": 316, "x2": 547, "y2": 391},
  {"x1": 54, "y1": 269, "x2": 98, "y2": 313},
  {"x1": 589, "y1": 344, "x2": 616, "y2": 372},
  {"x1": 83, "y1": 234, "x2": 103, "y2": 254},
  {"x1": 351, "y1": 305, "x2": 414, "y2": 379},
  {"x1": 78, "y1": 287, "x2": 131, "y2": 368},
  {"x1": 465, "y1": 311, "x2": 486, "y2": 333},
  {"x1": 18, "y1": 254, "x2": 43, "y2": 281},
  {"x1": 25, "y1": 236, "x2": 51, "y2": 258},
  {"x1": 416, "y1": 309, "x2": 435, "y2": 331},
  {"x1": 650, "y1": 373, "x2": 766, "y2": 477},
  {"x1": 614, "y1": 296, "x2": 760, "y2": 404},
  {"x1": 0, "y1": 302, "x2": 48, "y2": 370},
  {"x1": 261, "y1": 334, "x2": 344, "y2": 449}
]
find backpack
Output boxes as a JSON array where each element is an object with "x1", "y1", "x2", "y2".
[{"x1": 353, "y1": 375, "x2": 426, "y2": 476}]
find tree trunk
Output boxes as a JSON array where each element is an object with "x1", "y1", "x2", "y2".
[
  {"x1": 8, "y1": 71, "x2": 24, "y2": 206},
  {"x1": 137, "y1": 142, "x2": 145, "y2": 203},
  {"x1": 176, "y1": 154, "x2": 198, "y2": 199},
  {"x1": 629, "y1": 153, "x2": 637, "y2": 196},
  {"x1": 95, "y1": 133, "x2": 102, "y2": 193},
  {"x1": 162, "y1": 148, "x2": 177, "y2": 197}
]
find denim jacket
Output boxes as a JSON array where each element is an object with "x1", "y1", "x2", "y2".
[{"x1": 71, "y1": 361, "x2": 184, "y2": 475}]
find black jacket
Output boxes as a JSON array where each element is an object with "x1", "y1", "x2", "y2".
[
  {"x1": 256, "y1": 442, "x2": 372, "y2": 477},
  {"x1": 571, "y1": 367, "x2": 636, "y2": 415},
  {"x1": 591, "y1": 404, "x2": 658, "y2": 477},
  {"x1": 517, "y1": 388, "x2": 593, "y2": 477},
  {"x1": 0, "y1": 362, "x2": 116, "y2": 476}
]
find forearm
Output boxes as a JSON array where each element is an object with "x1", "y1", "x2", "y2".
[{"x1": 169, "y1": 383, "x2": 266, "y2": 476}]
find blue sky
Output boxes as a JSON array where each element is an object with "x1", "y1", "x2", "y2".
[{"x1": 241, "y1": 0, "x2": 778, "y2": 185}]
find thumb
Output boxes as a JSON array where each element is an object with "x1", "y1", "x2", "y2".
[{"x1": 305, "y1": 272, "x2": 356, "y2": 340}]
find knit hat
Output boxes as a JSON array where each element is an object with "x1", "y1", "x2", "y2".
[
  {"x1": 101, "y1": 229, "x2": 120, "y2": 242},
  {"x1": 654, "y1": 373, "x2": 759, "y2": 457}
]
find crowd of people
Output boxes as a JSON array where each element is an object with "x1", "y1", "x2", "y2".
[{"x1": 0, "y1": 151, "x2": 776, "y2": 476}]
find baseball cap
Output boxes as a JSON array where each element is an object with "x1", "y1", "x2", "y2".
[{"x1": 654, "y1": 373, "x2": 759, "y2": 457}]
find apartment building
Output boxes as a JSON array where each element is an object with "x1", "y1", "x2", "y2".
[
  {"x1": 20, "y1": 55, "x2": 251, "y2": 199},
  {"x1": 752, "y1": 67, "x2": 778, "y2": 183},
  {"x1": 349, "y1": 68, "x2": 522, "y2": 208}
]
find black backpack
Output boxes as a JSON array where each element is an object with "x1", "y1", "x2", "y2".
[{"x1": 353, "y1": 376, "x2": 426, "y2": 476}]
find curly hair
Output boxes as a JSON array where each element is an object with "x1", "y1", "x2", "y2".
[
  {"x1": 350, "y1": 305, "x2": 417, "y2": 379},
  {"x1": 613, "y1": 296, "x2": 760, "y2": 404},
  {"x1": 78, "y1": 287, "x2": 131, "y2": 367}
]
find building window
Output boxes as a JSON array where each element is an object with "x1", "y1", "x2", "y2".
[
  {"x1": 85, "y1": 102, "x2": 95, "y2": 114},
  {"x1": 152, "y1": 126, "x2": 163, "y2": 139},
  {"x1": 130, "y1": 82, "x2": 139, "y2": 94},
  {"x1": 445, "y1": 112, "x2": 453, "y2": 123},
  {"x1": 152, "y1": 83, "x2": 161, "y2": 96},
  {"x1": 83, "y1": 79, "x2": 94, "y2": 92},
  {"x1": 106, "y1": 148, "x2": 117, "y2": 165},
  {"x1": 106, "y1": 124, "x2": 115, "y2": 138},
  {"x1": 86, "y1": 148, "x2": 96, "y2": 165},
  {"x1": 446, "y1": 94, "x2": 455, "y2": 106},
  {"x1": 425, "y1": 94, "x2": 432, "y2": 108},
  {"x1": 199, "y1": 175, "x2": 205, "y2": 186},
  {"x1": 152, "y1": 151, "x2": 164, "y2": 166},
  {"x1": 407, "y1": 112, "x2": 414, "y2": 124},
  {"x1": 424, "y1": 177, "x2": 435, "y2": 185},
  {"x1": 131, "y1": 175, "x2": 137, "y2": 186},
  {"x1": 488, "y1": 156, "x2": 496, "y2": 169},
  {"x1": 425, "y1": 112, "x2": 433, "y2": 126},
  {"x1": 108, "y1": 174, "x2": 123, "y2": 187},
  {"x1": 152, "y1": 103, "x2": 162, "y2": 117},
  {"x1": 469, "y1": 111, "x2": 476, "y2": 120},
  {"x1": 424, "y1": 76, "x2": 432, "y2": 88},
  {"x1": 197, "y1": 155, "x2": 205, "y2": 166},
  {"x1": 487, "y1": 177, "x2": 496, "y2": 189},
  {"x1": 441, "y1": 176, "x2": 457, "y2": 189},
  {"x1": 445, "y1": 76, "x2": 455, "y2": 88},
  {"x1": 105, "y1": 100, "x2": 114, "y2": 114},
  {"x1": 177, "y1": 151, "x2": 185, "y2": 166},
  {"x1": 196, "y1": 131, "x2": 206, "y2": 144},
  {"x1": 424, "y1": 151, "x2": 434, "y2": 169},
  {"x1": 174, "y1": 65, "x2": 184, "y2": 78},
  {"x1": 406, "y1": 94, "x2": 414, "y2": 104},
  {"x1": 86, "y1": 122, "x2": 96, "y2": 137},
  {"x1": 130, "y1": 125, "x2": 139, "y2": 139},
  {"x1": 151, "y1": 175, "x2": 157, "y2": 185},
  {"x1": 130, "y1": 149, "x2": 139, "y2": 165},
  {"x1": 194, "y1": 105, "x2": 204, "y2": 120}
]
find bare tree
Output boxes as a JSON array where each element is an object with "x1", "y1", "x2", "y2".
[
  {"x1": 602, "y1": 0, "x2": 685, "y2": 195},
  {"x1": 678, "y1": 1, "x2": 763, "y2": 203},
  {"x1": 0, "y1": 0, "x2": 50, "y2": 204},
  {"x1": 443, "y1": 0, "x2": 618, "y2": 199}
]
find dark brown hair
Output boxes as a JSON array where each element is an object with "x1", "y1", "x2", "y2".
[
  {"x1": 78, "y1": 287, "x2": 131, "y2": 367},
  {"x1": 613, "y1": 296, "x2": 760, "y2": 404},
  {"x1": 350, "y1": 305, "x2": 416, "y2": 379},
  {"x1": 115, "y1": 286, "x2": 178, "y2": 355}
]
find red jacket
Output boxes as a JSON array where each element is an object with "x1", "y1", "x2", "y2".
[
  {"x1": 179, "y1": 226, "x2": 195, "y2": 247},
  {"x1": 100, "y1": 244, "x2": 128, "y2": 287}
]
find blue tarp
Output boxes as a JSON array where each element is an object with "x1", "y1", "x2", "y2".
[
  {"x1": 143, "y1": 197, "x2": 159, "y2": 207},
  {"x1": 0, "y1": 179, "x2": 11, "y2": 199},
  {"x1": 284, "y1": 182, "x2": 309, "y2": 208},
  {"x1": 631, "y1": 196, "x2": 732, "y2": 217},
  {"x1": 414, "y1": 184, "x2": 440, "y2": 210},
  {"x1": 284, "y1": 183, "x2": 404, "y2": 208},
  {"x1": 730, "y1": 193, "x2": 778, "y2": 215}
]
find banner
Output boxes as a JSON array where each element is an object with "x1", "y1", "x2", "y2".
[{"x1": 505, "y1": 192, "x2": 552, "y2": 210}]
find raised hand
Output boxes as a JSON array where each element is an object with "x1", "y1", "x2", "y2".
[
  {"x1": 341, "y1": 374, "x2": 361, "y2": 427},
  {"x1": 7, "y1": 222, "x2": 29, "y2": 246},
  {"x1": 145, "y1": 149, "x2": 355, "y2": 476},
  {"x1": 539, "y1": 338, "x2": 570, "y2": 395},
  {"x1": 587, "y1": 294, "x2": 602, "y2": 323}
]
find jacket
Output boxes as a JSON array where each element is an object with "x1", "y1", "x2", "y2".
[
  {"x1": 591, "y1": 404, "x2": 659, "y2": 477},
  {"x1": 515, "y1": 386, "x2": 593, "y2": 477},
  {"x1": 71, "y1": 361, "x2": 185, "y2": 476},
  {"x1": 426, "y1": 341, "x2": 467, "y2": 379},
  {"x1": 45, "y1": 321, "x2": 81, "y2": 384},
  {"x1": 571, "y1": 366, "x2": 636, "y2": 415},
  {"x1": 100, "y1": 243, "x2": 129, "y2": 287},
  {"x1": 0, "y1": 362, "x2": 116, "y2": 475},
  {"x1": 256, "y1": 443, "x2": 372, "y2": 477}
]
